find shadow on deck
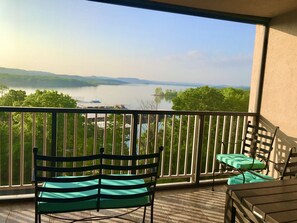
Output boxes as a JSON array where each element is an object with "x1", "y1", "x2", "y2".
[{"x1": 0, "y1": 185, "x2": 226, "y2": 223}]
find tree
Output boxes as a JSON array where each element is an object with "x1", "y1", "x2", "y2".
[
  {"x1": 22, "y1": 89, "x2": 77, "y2": 108},
  {"x1": 0, "y1": 89, "x2": 26, "y2": 106},
  {"x1": 172, "y1": 86, "x2": 225, "y2": 111},
  {"x1": 172, "y1": 86, "x2": 249, "y2": 112},
  {"x1": 0, "y1": 84, "x2": 8, "y2": 97},
  {"x1": 22, "y1": 90, "x2": 83, "y2": 176},
  {"x1": 220, "y1": 87, "x2": 249, "y2": 112},
  {"x1": 154, "y1": 87, "x2": 164, "y2": 96},
  {"x1": 0, "y1": 89, "x2": 82, "y2": 184},
  {"x1": 163, "y1": 86, "x2": 250, "y2": 177},
  {"x1": 164, "y1": 89, "x2": 177, "y2": 101}
]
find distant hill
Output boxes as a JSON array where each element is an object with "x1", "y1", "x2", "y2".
[
  {"x1": 116, "y1": 77, "x2": 200, "y2": 87},
  {"x1": 0, "y1": 67, "x2": 59, "y2": 76},
  {"x1": 0, "y1": 67, "x2": 201, "y2": 88},
  {"x1": 0, "y1": 67, "x2": 249, "y2": 89},
  {"x1": 0, "y1": 67, "x2": 127, "y2": 88}
]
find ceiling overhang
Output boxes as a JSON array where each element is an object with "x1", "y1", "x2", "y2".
[
  {"x1": 89, "y1": 0, "x2": 271, "y2": 25},
  {"x1": 89, "y1": 0, "x2": 297, "y2": 26}
]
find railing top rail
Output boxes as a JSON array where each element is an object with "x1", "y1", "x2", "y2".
[{"x1": 0, "y1": 106, "x2": 257, "y2": 116}]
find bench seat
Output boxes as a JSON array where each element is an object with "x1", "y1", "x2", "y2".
[{"x1": 38, "y1": 176, "x2": 149, "y2": 213}]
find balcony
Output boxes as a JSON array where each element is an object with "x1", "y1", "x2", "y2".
[
  {"x1": 0, "y1": 100, "x2": 293, "y2": 223},
  {"x1": 0, "y1": 106, "x2": 270, "y2": 223},
  {"x1": 0, "y1": 106, "x2": 248, "y2": 223},
  {"x1": 0, "y1": 0, "x2": 296, "y2": 222}
]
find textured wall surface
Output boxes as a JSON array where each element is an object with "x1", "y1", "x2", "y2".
[{"x1": 253, "y1": 9, "x2": 297, "y2": 139}]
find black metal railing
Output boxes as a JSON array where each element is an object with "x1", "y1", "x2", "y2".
[{"x1": 0, "y1": 106, "x2": 257, "y2": 190}]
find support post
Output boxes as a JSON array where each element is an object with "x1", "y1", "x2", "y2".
[{"x1": 256, "y1": 25, "x2": 270, "y2": 125}]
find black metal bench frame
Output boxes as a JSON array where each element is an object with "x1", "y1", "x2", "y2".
[{"x1": 33, "y1": 146, "x2": 163, "y2": 223}]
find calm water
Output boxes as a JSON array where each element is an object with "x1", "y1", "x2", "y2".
[{"x1": 17, "y1": 84, "x2": 192, "y2": 110}]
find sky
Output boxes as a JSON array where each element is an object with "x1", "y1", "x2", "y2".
[{"x1": 0, "y1": 0, "x2": 256, "y2": 86}]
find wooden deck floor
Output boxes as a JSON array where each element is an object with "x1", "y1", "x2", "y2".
[{"x1": 0, "y1": 185, "x2": 226, "y2": 223}]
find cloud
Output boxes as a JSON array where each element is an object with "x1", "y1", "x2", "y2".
[
  {"x1": 161, "y1": 50, "x2": 252, "y2": 66},
  {"x1": 207, "y1": 54, "x2": 252, "y2": 66},
  {"x1": 153, "y1": 50, "x2": 252, "y2": 86}
]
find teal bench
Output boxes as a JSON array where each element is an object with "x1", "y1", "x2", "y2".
[{"x1": 33, "y1": 147, "x2": 163, "y2": 223}]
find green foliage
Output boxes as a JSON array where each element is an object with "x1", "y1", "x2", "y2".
[
  {"x1": 172, "y1": 86, "x2": 249, "y2": 112},
  {"x1": 154, "y1": 87, "x2": 177, "y2": 99},
  {"x1": 0, "y1": 88, "x2": 131, "y2": 185},
  {"x1": 22, "y1": 90, "x2": 77, "y2": 108},
  {"x1": 168, "y1": 86, "x2": 250, "y2": 177},
  {"x1": 153, "y1": 87, "x2": 178, "y2": 106},
  {"x1": 0, "y1": 84, "x2": 8, "y2": 96},
  {"x1": 154, "y1": 87, "x2": 164, "y2": 96},
  {"x1": 220, "y1": 87, "x2": 249, "y2": 112},
  {"x1": 0, "y1": 89, "x2": 26, "y2": 106},
  {"x1": 164, "y1": 89, "x2": 178, "y2": 100},
  {"x1": 0, "y1": 89, "x2": 81, "y2": 185},
  {"x1": 172, "y1": 86, "x2": 224, "y2": 111}
]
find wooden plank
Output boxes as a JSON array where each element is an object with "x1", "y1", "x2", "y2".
[
  {"x1": 233, "y1": 184, "x2": 297, "y2": 203},
  {"x1": 243, "y1": 191, "x2": 297, "y2": 210},
  {"x1": 227, "y1": 178, "x2": 297, "y2": 192},
  {"x1": 265, "y1": 209, "x2": 297, "y2": 223},
  {"x1": 253, "y1": 199, "x2": 297, "y2": 221}
]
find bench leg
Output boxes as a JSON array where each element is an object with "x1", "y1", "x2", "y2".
[
  {"x1": 212, "y1": 170, "x2": 216, "y2": 191},
  {"x1": 35, "y1": 213, "x2": 41, "y2": 223},
  {"x1": 35, "y1": 212, "x2": 39, "y2": 223},
  {"x1": 151, "y1": 204, "x2": 154, "y2": 223},
  {"x1": 231, "y1": 206, "x2": 236, "y2": 223},
  {"x1": 143, "y1": 206, "x2": 146, "y2": 223},
  {"x1": 143, "y1": 205, "x2": 154, "y2": 223}
]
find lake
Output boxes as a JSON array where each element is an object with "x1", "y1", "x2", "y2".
[{"x1": 16, "y1": 84, "x2": 193, "y2": 110}]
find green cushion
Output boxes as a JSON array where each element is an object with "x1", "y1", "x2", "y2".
[
  {"x1": 216, "y1": 154, "x2": 265, "y2": 170},
  {"x1": 38, "y1": 176, "x2": 150, "y2": 214},
  {"x1": 227, "y1": 171, "x2": 274, "y2": 185}
]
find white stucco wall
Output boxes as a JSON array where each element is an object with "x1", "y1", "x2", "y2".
[{"x1": 250, "y1": 8, "x2": 297, "y2": 141}]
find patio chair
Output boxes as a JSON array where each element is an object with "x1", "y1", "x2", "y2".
[
  {"x1": 227, "y1": 147, "x2": 297, "y2": 185},
  {"x1": 212, "y1": 121, "x2": 278, "y2": 190}
]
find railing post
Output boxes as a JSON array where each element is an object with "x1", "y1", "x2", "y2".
[
  {"x1": 51, "y1": 112, "x2": 57, "y2": 157},
  {"x1": 132, "y1": 113, "x2": 138, "y2": 155},
  {"x1": 51, "y1": 112, "x2": 57, "y2": 176},
  {"x1": 195, "y1": 114, "x2": 204, "y2": 186},
  {"x1": 132, "y1": 113, "x2": 138, "y2": 174}
]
